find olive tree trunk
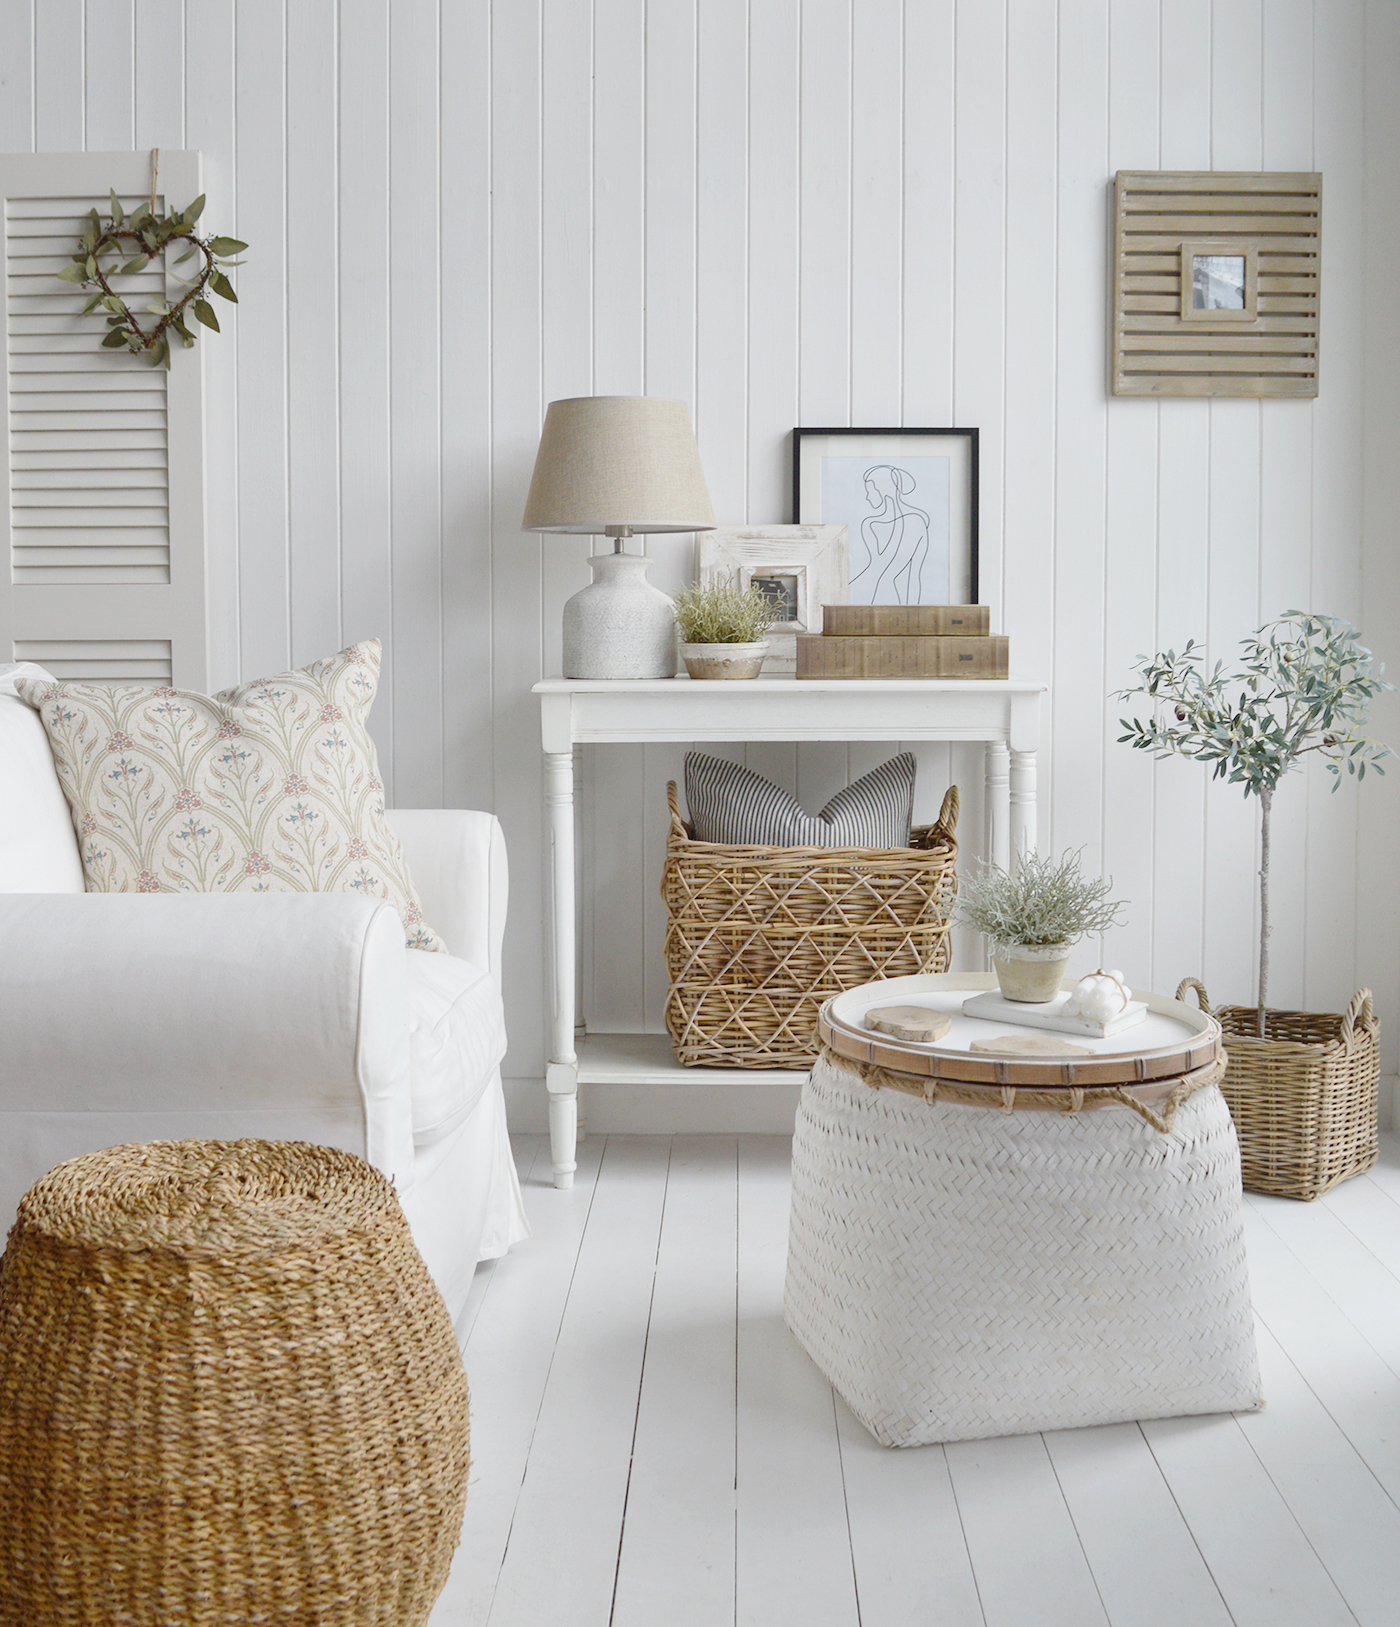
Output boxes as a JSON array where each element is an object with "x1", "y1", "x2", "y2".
[{"x1": 1257, "y1": 784, "x2": 1272, "y2": 1037}]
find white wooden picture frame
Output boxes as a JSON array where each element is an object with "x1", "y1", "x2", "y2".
[{"x1": 698, "y1": 525, "x2": 849, "y2": 676}]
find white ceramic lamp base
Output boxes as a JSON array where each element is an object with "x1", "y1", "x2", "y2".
[{"x1": 562, "y1": 552, "x2": 677, "y2": 679}]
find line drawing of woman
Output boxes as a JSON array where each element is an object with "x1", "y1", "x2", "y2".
[{"x1": 850, "y1": 464, "x2": 932, "y2": 604}]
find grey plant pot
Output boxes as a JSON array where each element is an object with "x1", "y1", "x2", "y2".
[
  {"x1": 680, "y1": 641, "x2": 768, "y2": 680},
  {"x1": 992, "y1": 942, "x2": 1072, "y2": 1003}
]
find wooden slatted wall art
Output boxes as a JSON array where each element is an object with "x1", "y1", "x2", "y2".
[
  {"x1": 0, "y1": 152, "x2": 206, "y2": 688},
  {"x1": 1111, "y1": 171, "x2": 1321, "y2": 398}
]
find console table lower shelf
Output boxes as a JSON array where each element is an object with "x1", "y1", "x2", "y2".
[
  {"x1": 575, "y1": 1033, "x2": 807, "y2": 1135},
  {"x1": 535, "y1": 674, "x2": 1046, "y2": 1186}
]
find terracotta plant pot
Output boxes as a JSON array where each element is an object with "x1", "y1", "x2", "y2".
[
  {"x1": 680, "y1": 641, "x2": 768, "y2": 680},
  {"x1": 992, "y1": 942, "x2": 1071, "y2": 1003}
]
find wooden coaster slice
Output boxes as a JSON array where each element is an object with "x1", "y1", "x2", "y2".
[
  {"x1": 864, "y1": 1004, "x2": 953, "y2": 1044},
  {"x1": 968, "y1": 1033, "x2": 1096, "y2": 1058}
]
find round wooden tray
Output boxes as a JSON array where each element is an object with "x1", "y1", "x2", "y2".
[{"x1": 820, "y1": 972, "x2": 1223, "y2": 1089}]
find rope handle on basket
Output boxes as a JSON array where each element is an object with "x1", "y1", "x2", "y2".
[
  {"x1": 931, "y1": 784, "x2": 960, "y2": 843},
  {"x1": 1174, "y1": 976, "x2": 1212, "y2": 1013},
  {"x1": 1341, "y1": 988, "x2": 1375, "y2": 1050},
  {"x1": 1108, "y1": 1083, "x2": 1186, "y2": 1133},
  {"x1": 666, "y1": 781, "x2": 691, "y2": 840},
  {"x1": 1175, "y1": 977, "x2": 1375, "y2": 1050}
]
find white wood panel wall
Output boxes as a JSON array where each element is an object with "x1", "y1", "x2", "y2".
[{"x1": 2, "y1": 0, "x2": 1396, "y2": 1101}]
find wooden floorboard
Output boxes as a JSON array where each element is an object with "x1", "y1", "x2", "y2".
[
  {"x1": 834, "y1": 1401, "x2": 985, "y2": 1627},
  {"x1": 1237, "y1": 1322, "x2": 1400, "y2": 1627},
  {"x1": 611, "y1": 1137, "x2": 739, "y2": 1627},
  {"x1": 1043, "y1": 1422, "x2": 1233, "y2": 1627},
  {"x1": 1140, "y1": 1410, "x2": 1358, "y2": 1627},
  {"x1": 485, "y1": 1137, "x2": 672, "y2": 1627},
  {"x1": 944, "y1": 1434, "x2": 1110, "y2": 1627},
  {"x1": 428, "y1": 1136, "x2": 606, "y2": 1626},
  {"x1": 1363, "y1": 1130, "x2": 1400, "y2": 1205},
  {"x1": 1242, "y1": 1203, "x2": 1400, "y2": 1507},
  {"x1": 1321, "y1": 1171, "x2": 1400, "y2": 1283},
  {"x1": 432, "y1": 1132, "x2": 1400, "y2": 1627},
  {"x1": 734, "y1": 1136, "x2": 861, "y2": 1627},
  {"x1": 1245, "y1": 1185, "x2": 1400, "y2": 1382}
]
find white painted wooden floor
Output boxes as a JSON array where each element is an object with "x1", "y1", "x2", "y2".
[{"x1": 429, "y1": 1131, "x2": 1400, "y2": 1627}]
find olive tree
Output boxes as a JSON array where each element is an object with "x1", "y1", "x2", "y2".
[{"x1": 1118, "y1": 611, "x2": 1391, "y2": 1031}]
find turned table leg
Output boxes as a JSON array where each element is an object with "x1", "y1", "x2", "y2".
[
  {"x1": 986, "y1": 741, "x2": 1011, "y2": 874},
  {"x1": 544, "y1": 750, "x2": 578, "y2": 1189},
  {"x1": 1009, "y1": 748, "x2": 1037, "y2": 868}
]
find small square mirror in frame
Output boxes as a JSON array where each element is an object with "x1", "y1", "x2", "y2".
[{"x1": 1179, "y1": 241, "x2": 1258, "y2": 322}]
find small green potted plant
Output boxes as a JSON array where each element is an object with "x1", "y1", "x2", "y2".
[
  {"x1": 957, "y1": 848, "x2": 1127, "y2": 1002},
  {"x1": 672, "y1": 580, "x2": 780, "y2": 680}
]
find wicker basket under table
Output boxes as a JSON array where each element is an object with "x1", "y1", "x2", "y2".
[
  {"x1": 0, "y1": 1138, "x2": 470, "y2": 1627},
  {"x1": 1178, "y1": 977, "x2": 1380, "y2": 1201},
  {"x1": 661, "y1": 782, "x2": 959, "y2": 1068}
]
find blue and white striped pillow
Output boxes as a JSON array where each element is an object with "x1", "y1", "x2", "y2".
[{"x1": 684, "y1": 751, "x2": 916, "y2": 848}]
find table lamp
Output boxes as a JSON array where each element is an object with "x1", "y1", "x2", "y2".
[{"x1": 521, "y1": 395, "x2": 715, "y2": 679}]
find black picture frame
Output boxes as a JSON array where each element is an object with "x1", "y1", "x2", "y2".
[{"x1": 792, "y1": 427, "x2": 980, "y2": 606}]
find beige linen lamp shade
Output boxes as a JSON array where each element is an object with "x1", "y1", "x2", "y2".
[
  {"x1": 521, "y1": 396, "x2": 715, "y2": 533},
  {"x1": 522, "y1": 395, "x2": 716, "y2": 680}
]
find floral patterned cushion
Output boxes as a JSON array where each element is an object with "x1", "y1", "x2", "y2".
[{"x1": 15, "y1": 640, "x2": 445, "y2": 952}]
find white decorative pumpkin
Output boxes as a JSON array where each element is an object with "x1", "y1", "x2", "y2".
[{"x1": 1063, "y1": 968, "x2": 1130, "y2": 1025}]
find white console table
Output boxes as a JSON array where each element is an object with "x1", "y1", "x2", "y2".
[{"x1": 532, "y1": 675, "x2": 1046, "y2": 1188}]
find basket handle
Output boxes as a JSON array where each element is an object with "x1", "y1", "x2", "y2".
[
  {"x1": 932, "y1": 784, "x2": 960, "y2": 841},
  {"x1": 666, "y1": 781, "x2": 691, "y2": 840},
  {"x1": 1341, "y1": 988, "x2": 1374, "y2": 1049},
  {"x1": 1174, "y1": 976, "x2": 1212, "y2": 1013}
]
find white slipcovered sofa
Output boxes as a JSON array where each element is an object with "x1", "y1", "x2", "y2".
[{"x1": 0, "y1": 664, "x2": 528, "y2": 1337}]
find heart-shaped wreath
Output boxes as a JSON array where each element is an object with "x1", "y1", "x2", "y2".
[{"x1": 56, "y1": 188, "x2": 246, "y2": 368}]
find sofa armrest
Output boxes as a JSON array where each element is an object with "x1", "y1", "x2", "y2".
[
  {"x1": 0, "y1": 893, "x2": 415, "y2": 1194},
  {"x1": 388, "y1": 809, "x2": 508, "y2": 980}
]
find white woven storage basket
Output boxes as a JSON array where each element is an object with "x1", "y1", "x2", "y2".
[{"x1": 784, "y1": 1052, "x2": 1263, "y2": 1448}]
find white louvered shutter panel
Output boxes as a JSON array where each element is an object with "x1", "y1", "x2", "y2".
[{"x1": 0, "y1": 152, "x2": 206, "y2": 688}]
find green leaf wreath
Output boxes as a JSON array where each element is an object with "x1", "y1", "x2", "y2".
[{"x1": 55, "y1": 189, "x2": 245, "y2": 368}]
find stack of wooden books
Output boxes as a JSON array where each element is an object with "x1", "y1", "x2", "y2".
[{"x1": 795, "y1": 605, "x2": 1008, "y2": 679}]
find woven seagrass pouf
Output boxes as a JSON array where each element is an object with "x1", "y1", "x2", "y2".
[
  {"x1": 785, "y1": 1053, "x2": 1263, "y2": 1448},
  {"x1": 0, "y1": 1139, "x2": 470, "y2": 1627}
]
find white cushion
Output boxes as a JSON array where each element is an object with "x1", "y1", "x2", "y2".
[
  {"x1": 684, "y1": 749, "x2": 916, "y2": 847},
  {"x1": 406, "y1": 950, "x2": 508, "y2": 1147},
  {"x1": 0, "y1": 663, "x2": 84, "y2": 893}
]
